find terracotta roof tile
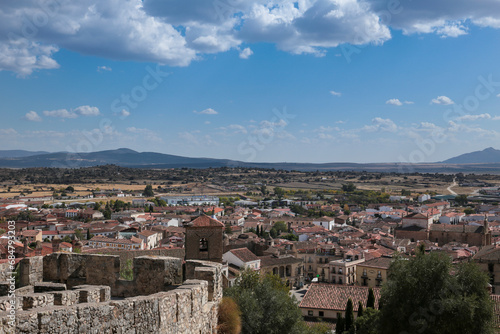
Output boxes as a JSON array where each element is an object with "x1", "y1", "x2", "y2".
[
  {"x1": 190, "y1": 215, "x2": 224, "y2": 228},
  {"x1": 229, "y1": 248, "x2": 259, "y2": 262},
  {"x1": 299, "y1": 284, "x2": 380, "y2": 310}
]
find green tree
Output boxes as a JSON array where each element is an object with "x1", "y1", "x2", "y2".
[
  {"x1": 273, "y1": 187, "x2": 285, "y2": 200},
  {"x1": 61, "y1": 236, "x2": 72, "y2": 243},
  {"x1": 260, "y1": 185, "x2": 267, "y2": 196},
  {"x1": 273, "y1": 221, "x2": 288, "y2": 233},
  {"x1": 454, "y1": 194, "x2": 468, "y2": 206},
  {"x1": 225, "y1": 226, "x2": 233, "y2": 235},
  {"x1": 345, "y1": 298, "x2": 354, "y2": 331},
  {"x1": 342, "y1": 183, "x2": 356, "y2": 192},
  {"x1": 103, "y1": 208, "x2": 111, "y2": 219},
  {"x1": 463, "y1": 208, "x2": 475, "y2": 215},
  {"x1": 349, "y1": 308, "x2": 380, "y2": 334},
  {"x1": 65, "y1": 186, "x2": 75, "y2": 192},
  {"x1": 378, "y1": 252, "x2": 494, "y2": 334},
  {"x1": 224, "y1": 269, "x2": 304, "y2": 334},
  {"x1": 366, "y1": 288, "x2": 375, "y2": 309},
  {"x1": 336, "y1": 314, "x2": 345, "y2": 333},
  {"x1": 74, "y1": 229, "x2": 83, "y2": 240},
  {"x1": 282, "y1": 233, "x2": 298, "y2": 241},
  {"x1": 143, "y1": 184, "x2": 154, "y2": 197},
  {"x1": 357, "y1": 301, "x2": 364, "y2": 318}
]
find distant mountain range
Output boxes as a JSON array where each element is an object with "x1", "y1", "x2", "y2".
[
  {"x1": 441, "y1": 147, "x2": 500, "y2": 164},
  {"x1": 0, "y1": 150, "x2": 50, "y2": 158},
  {"x1": 1, "y1": 147, "x2": 500, "y2": 173}
]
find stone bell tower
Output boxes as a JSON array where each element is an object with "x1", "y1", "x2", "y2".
[{"x1": 185, "y1": 215, "x2": 224, "y2": 263}]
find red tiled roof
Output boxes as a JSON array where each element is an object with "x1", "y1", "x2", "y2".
[
  {"x1": 138, "y1": 230, "x2": 158, "y2": 237},
  {"x1": 299, "y1": 284, "x2": 380, "y2": 310},
  {"x1": 229, "y1": 248, "x2": 259, "y2": 263},
  {"x1": 21, "y1": 230, "x2": 41, "y2": 236},
  {"x1": 190, "y1": 215, "x2": 224, "y2": 228}
]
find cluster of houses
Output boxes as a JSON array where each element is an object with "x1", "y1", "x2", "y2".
[{"x1": 3, "y1": 193, "x2": 500, "y2": 327}]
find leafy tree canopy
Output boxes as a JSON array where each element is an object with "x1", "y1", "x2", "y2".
[{"x1": 375, "y1": 250, "x2": 494, "y2": 334}]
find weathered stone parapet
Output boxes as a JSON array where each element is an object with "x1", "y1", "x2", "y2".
[
  {"x1": 33, "y1": 282, "x2": 66, "y2": 293},
  {"x1": 18, "y1": 257, "x2": 43, "y2": 288},
  {"x1": 2, "y1": 254, "x2": 222, "y2": 333},
  {"x1": 0, "y1": 279, "x2": 219, "y2": 334},
  {"x1": 22, "y1": 293, "x2": 54, "y2": 310},
  {"x1": 185, "y1": 260, "x2": 223, "y2": 303},
  {"x1": 133, "y1": 256, "x2": 183, "y2": 296},
  {"x1": 50, "y1": 290, "x2": 78, "y2": 306},
  {"x1": 43, "y1": 253, "x2": 121, "y2": 291}
]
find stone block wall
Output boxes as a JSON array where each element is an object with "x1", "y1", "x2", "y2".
[{"x1": 0, "y1": 254, "x2": 223, "y2": 334}]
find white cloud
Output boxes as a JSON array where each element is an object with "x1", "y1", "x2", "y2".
[
  {"x1": 43, "y1": 109, "x2": 77, "y2": 119},
  {"x1": 3, "y1": 0, "x2": 500, "y2": 75},
  {"x1": 404, "y1": 101, "x2": 414, "y2": 105},
  {"x1": 228, "y1": 124, "x2": 247, "y2": 134},
  {"x1": 436, "y1": 23, "x2": 468, "y2": 38},
  {"x1": 239, "y1": 47, "x2": 253, "y2": 59},
  {"x1": 0, "y1": 128, "x2": 18, "y2": 135},
  {"x1": 457, "y1": 113, "x2": 500, "y2": 121},
  {"x1": 314, "y1": 126, "x2": 340, "y2": 132},
  {"x1": 24, "y1": 111, "x2": 42, "y2": 122},
  {"x1": 497, "y1": 93, "x2": 500, "y2": 97},
  {"x1": 117, "y1": 109, "x2": 130, "y2": 118},
  {"x1": 74, "y1": 105, "x2": 100, "y2": 116},
  {"x1": 363, "y1": 117, "x2": 398, "y2": 132},
  {"x1": 386, "y1": 98, "x2": 403, "y2": 106},
  {"x1": 0, "y1": 40, "x2": 59, "y2": 77},
  {"x1": 42, "y1": 105, "x2": 99, "y2": 118},
  {"x1": 97, "y1": 66, "x2": 112, "y2": 72},
  {"x1": 330, "y1": 90, "x2": 342, "y2": 97},
  {"x1": 194, "y1": 108, "x2": 218, "y2": 115},
  {"x1": 431, "y1": 96, "x2": 454, "y2": 105}
]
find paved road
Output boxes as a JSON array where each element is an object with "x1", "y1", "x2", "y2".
[
  {"x1": 447, "y1": 177, "x2": 457, "y2": 195},
  {"x1": 290, "y1": 285, "x2": 310, "y2": 303}
]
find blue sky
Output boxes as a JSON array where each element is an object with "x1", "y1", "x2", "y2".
[{"x1": 1, "y1": 0, "x2": 500, "y2": 163}]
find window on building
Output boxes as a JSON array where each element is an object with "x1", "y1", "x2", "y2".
[
  {"x1": 332, "y1": 267, "x2": 335, "y2": 274},
  {"x1": 199, "y1": 238, "x2": 208, "y2": 252},
  {"x1": 319, "y1": 311, "x2": 324, "y2": 317},
  {"x1": 339, "y1": 278, "x2": 343, "y2": 284},
  {"x1": 308, "y1": 310, "x2": 313, "y2": 316},
  {"x1": 363, "y1": 269, "x2": 367, "y2": 276}
]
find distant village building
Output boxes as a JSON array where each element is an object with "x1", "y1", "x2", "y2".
[
  {"x1": 299, "y1": 284, "x2": 380, "y2": 321},
  {"x1": 223, "y1": 248, "x2": 261, "y2": 270},
  {"x1": 161, "y1": 196, "x2": 219, "y2": 206},
  {"x1": 185, "y1": 215, "x2": 224, "y2": 263},
  {"x1": 87, "y1": 235, "x2": 143, "y2": 250},
  {"x1": 396, "y1": 215, "x2": 491, "y2": 247},
  {"x1": 356, "y1": 257, "x2": 392, "y2": 288}
]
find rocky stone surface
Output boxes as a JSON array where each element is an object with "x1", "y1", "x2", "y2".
[{"x1": 1, "y1": 254, "x2": 223, "y2": 333}]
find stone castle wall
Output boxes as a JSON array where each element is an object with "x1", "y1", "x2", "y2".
[
  {"x1": 83, "y1": 247, "x2": 185, "y2": 267},
  {"x1": 0, "y1": 254, "x2": 223, "y2": 334}
]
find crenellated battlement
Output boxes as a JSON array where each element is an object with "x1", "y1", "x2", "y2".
[{"x1": 0, "y1": 254, "x2": 223, "y2": 334}]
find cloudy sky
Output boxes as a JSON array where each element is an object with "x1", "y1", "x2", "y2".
[{"x1": 1, "y1": 0, "x2": 500, "y2": 163}]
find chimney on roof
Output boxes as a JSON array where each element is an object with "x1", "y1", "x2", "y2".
[{"x1": 52, "y1": 235, "x2": 61, "y2": 253}]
